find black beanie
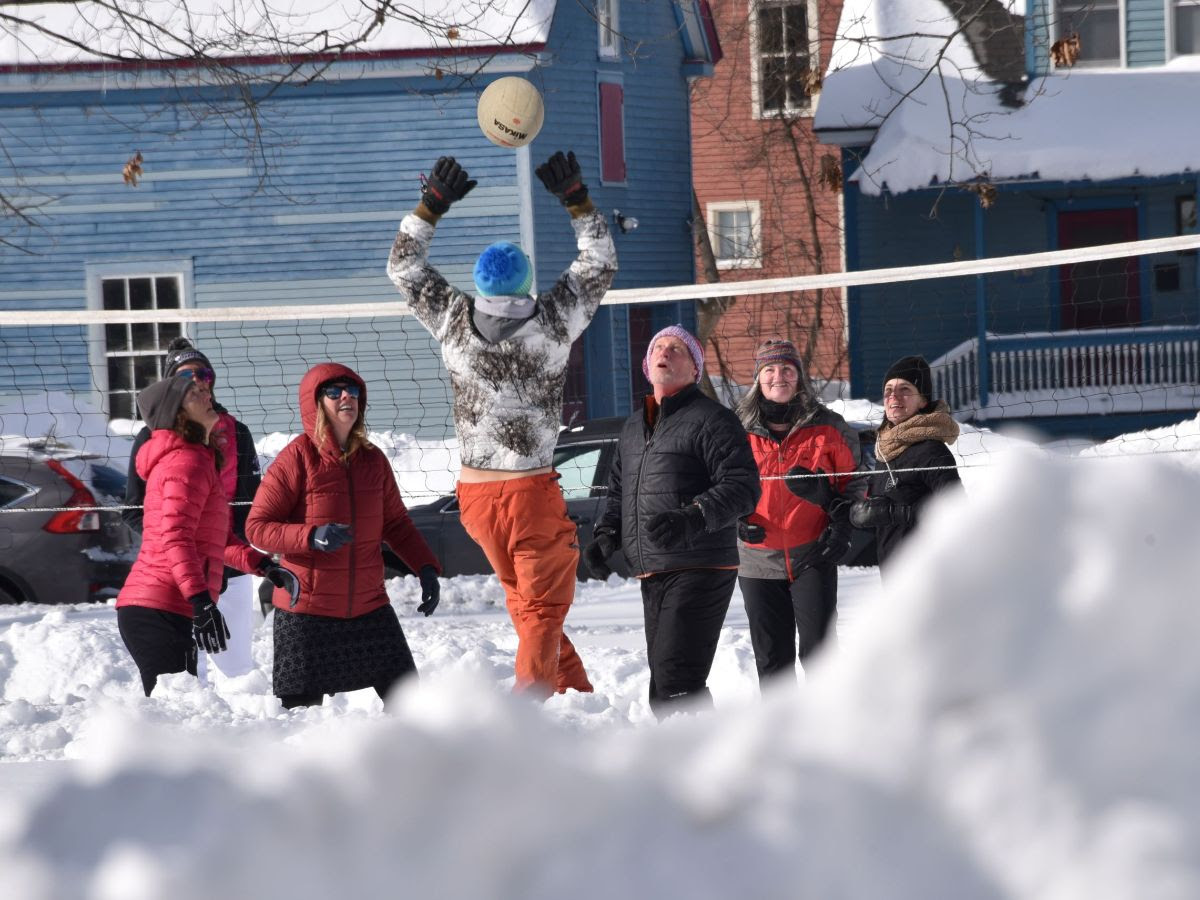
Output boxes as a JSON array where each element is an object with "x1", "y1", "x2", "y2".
[
  {"x1": 883, "y1": 355, "x2": 933, "y2": 400},
  {"x1": 163, "y1": 337, "x2": 213, "y2": 378},
  {"x1": 136, "y1": 376, "x2": 193, "y2": 430}
]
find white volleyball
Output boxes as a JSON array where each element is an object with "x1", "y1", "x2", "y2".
[{"x1": 477, "y1": 76, "x2": 544, "y2": 149}]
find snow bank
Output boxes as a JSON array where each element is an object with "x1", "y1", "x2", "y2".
[{"x1": 1, "y1": 450, "x2": 1198, "y2": 897}]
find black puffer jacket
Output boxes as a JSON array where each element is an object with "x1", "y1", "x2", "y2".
[
  {"x1": 867, "y1": 439, "x2": 960, "y2": 566},
  {"x1": 596, "y1": 385, "x2": 760, "y2": 576}
]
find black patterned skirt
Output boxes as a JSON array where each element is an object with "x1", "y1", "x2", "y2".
[{"x1": 272, "y1": 603, "x2": 416, "y2": 697}]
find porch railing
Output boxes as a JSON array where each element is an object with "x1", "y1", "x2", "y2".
[{"x1": 932, "y1": 325, "x2": 1200, "y2": 415}]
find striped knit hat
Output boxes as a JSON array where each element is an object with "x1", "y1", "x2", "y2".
[{"x1": 753, "y1": 339, "x2": 803, "y2": 379}]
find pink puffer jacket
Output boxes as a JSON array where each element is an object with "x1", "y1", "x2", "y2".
[{"x1": 117, "y1": 430, "x2": 265, "y2": 616}]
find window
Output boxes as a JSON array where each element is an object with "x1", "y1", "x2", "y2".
[
  {"x1": 597, "y1": 0, "x2": 619, "y2": 59},
  {"x1": 753, "y1": 1, "x2": 818, "y2": 116},
  {"x1": 0, "y1": 475, "x2": 37, "y2": 509},
  {"x1": 101, "y1": 274, "x2": 184, "y2": 420},
  {"x1": 707, "y1": 201, "x2": 762, "y2": 269},
  {"x1": 599, "y1": 80, "x2": 626, "y2": 183},
  {"x1": 1175, "y1": 1, "x2": 1200, "y2": 55},
  {"x1": 1055, "y1": 1, "x2": 1121, "y2": 66},
  {"x1": 552, "y1": 444, "x2": 604, "y2": 500}
]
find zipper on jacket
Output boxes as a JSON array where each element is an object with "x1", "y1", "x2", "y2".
[
  {"x1": 633, "y1": 412, "x2": 664, "y2": 574},
  {"x1": 345, "y1": 460, "x2": 356, "y2": 618}
]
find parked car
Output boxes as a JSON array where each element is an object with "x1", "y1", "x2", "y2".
[
  {"x1": 383, "y1": 415, "x2": 879, "y2": 580},
  {"x1": 0, "y1": 441, "x2": 135, "y2": 605}
]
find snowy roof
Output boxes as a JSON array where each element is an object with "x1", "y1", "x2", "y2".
[
  {"x1": 814, "y1": 0, "x2": 1200, "y2": 195},
  {"x1": 0, "y1": 0, "x2": 556, "y2": 67}
]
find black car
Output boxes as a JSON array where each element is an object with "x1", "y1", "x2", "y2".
[
  {"x1": 0, "y1": 441, "x2": 135, "y2": 605},
  {"x1": 382, "y1": 414, "x2": 878, "y2": 580}
]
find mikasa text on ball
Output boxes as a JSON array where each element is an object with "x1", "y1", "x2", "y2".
[{"x1": 477, "y1": 77, "x2": 544, "y2": 148}]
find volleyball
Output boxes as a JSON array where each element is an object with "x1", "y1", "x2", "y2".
[{"x1": 477, "y1": 77, "x2": 544, "y2": 149}]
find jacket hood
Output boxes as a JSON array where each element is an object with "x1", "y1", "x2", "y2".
[
  {"x1": 135, "y1": 429, "x2": 207, "y2": 481},
  {"x1": 299, "y1": 362, "x2": 367, "y2": 451}
]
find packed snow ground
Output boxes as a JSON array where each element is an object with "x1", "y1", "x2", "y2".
[{"x1": 2, "y1": 426, "x2": 1200, "y2": 896}]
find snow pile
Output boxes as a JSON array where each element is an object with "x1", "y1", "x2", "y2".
[
  {"x1": 0, "y1": 392, "x2": 132, "y2": 461},
  {"x1": 1, "y1": 450, "x2": 1198, "y2": 897}
]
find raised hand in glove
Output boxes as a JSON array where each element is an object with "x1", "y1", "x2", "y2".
[
  {"x1": 417, "y1": 565, "x2": 440, "y2": 616},
  {"x1": 535, "y1": 150, "x2": 588, "y2": 207},
  {"x1": 189, "y1": 592, "x2": 230, "y2": 654},
  {"x1": 848, "y1": 497, "x2": 912, "y2": 530},
  {"x1": 784, "y1": 466, "x2": 835, "y2": 508},
  {"x1": 583, "y1": 533, "x2": 619, "y2": 579},
  {"x1": 645, "y1": 505, "x2": 705, "y2": 548},
  {"x1": 737, "y1": 517, "x2": 766, "y2": 544},
  {"x1": 421, "y1": 156, "x2": 477, "y2": 216},
  {"x1": 261, "y1": 562, "x2": 301, "y2": 608},
  {"x1": 310, "y1": 522, "x2": 352, "y2": 553}
]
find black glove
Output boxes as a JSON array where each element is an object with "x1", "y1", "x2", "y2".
[
  {"x1": 848, "y1": 497, "x2": 912, "y2": 530},
  {"x1": 737, "y1": 517, "x2": 766, "y2": 544},
  {"x1": 417, "y1": 565, "x2": 440, "y2": 616},
  {"x1": 310, "y1": 522, "x2": 353, "y2": 552},
  {"x1": 261, "y1": 562, "x2": 301, "y2": 608},
  {"x1": 645, "y1": 505, "x2": 705, "y2": 548},
  {"x1": 810, "y1": 518, "x2": 854, "y2": 568},
  {"x1": 535, "y1": 150, "x2": 588, "y2": 207},
  {"x1": 784, "y1": 466, "x2": 835, "y2": 507},
  {"x1": 421, "y1": 156, "x2": 477, "y2": 215},
  {"x1": 189, "y1": 592, "x2": 230, "y2": 654},
  {"x1": 583, "y1": 533, "x2": 619, "y2": 579}
]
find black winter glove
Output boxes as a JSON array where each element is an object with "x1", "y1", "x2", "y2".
[
  {"x1": 645, "y1": 505, "x2": 706, "y2": 549},
  {"x1": 583, "y1": 533, "x2": 619, "y2": 579},
  {"x1": 737, "y1": 517, "x2": 766, "y2": 544},
  {"x1": 310, "y1": 522, "x2": 353, "y2": 552},
  {"x1": 421, "y1": 156, "x2": 477, "y2": 216},
  {"x1": 810, "y1": 518, "x2": 854, "y2": 568},
  {"x1": 784, "y1": 466, "x2": 835, "y2": 508},
  {"x1": 261, "y1": 562, "x2": 301, "y2": 608},
  {"x1": 189, "y1": 592, "x2": 230, "y2": 654},
  {"x1": 849, "y1": 497, "x2": 912, "y2": 530},
  {"x1": 535, "y1": 150, "x2": 588, "y2": 207},
  {"x1": 417, "y1": 565, "x2": 440, "y2": 616}
]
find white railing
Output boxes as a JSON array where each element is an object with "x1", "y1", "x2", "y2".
[{"x1": 932, "y1": 326, "x2": 1200, "y2": 414}]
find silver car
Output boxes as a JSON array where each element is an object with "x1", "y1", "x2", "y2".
[{"x1": 0, "y1": 442, "x2": 134, "y2": 605}]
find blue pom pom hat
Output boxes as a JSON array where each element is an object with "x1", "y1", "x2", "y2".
[{"x1": 473, "y1": 242, "x2": 533, "y2": 297}]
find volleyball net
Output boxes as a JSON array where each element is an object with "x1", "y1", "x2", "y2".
[{"x1": 1, "y1": 231, "x2": 1199, "y2": 512}]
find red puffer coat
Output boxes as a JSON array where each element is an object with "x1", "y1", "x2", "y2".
[
  {"x1": 245, "y1": 363, "x2": 439, "y2": 618},
  {"x1": 117, "y1": 431, "x2": 266, "y2": 616},
  {"x1": 739, "y1": 405, "x2": 863, "y2": 581}
]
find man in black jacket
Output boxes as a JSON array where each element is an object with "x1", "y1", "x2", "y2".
[{"x1": 585, "y1": 325, "x2": 760, "y2": 717}]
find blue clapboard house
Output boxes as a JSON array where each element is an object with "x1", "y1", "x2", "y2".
[
  {"x1": 0, "y1": 1, "x2": 720, "y2": 442},
  {"x1": 816, "y1": 0, "x2": 1200, "y2": 438}
]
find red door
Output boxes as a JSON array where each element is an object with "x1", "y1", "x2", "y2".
[{"x1": 1057, "y1": 208, "x2": 1140, "y2": 329}]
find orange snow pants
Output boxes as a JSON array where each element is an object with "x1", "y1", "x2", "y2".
[{"x1": 457, "y1": 474, "x2": 593, "y2": 698}]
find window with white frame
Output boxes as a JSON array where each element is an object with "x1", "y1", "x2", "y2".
[
  {"x1": 1175, "y1": 0, "x2": 1200, "y2": 54},
  {"x1": 597, "y1": 0, "x2": 619, "y2": 58},
  {"x1": 708, "y1": 201, "x2": 761, "y2": 269},
  {"x1": 753, "y1": 0, "x2": 818, "y2": 116},
  {"x1": 100, "y1": 274, "x2": 185, "y2": 420},
  {"x1": 1055, "y1": 0, "x2": 1121, "y2": 66}
]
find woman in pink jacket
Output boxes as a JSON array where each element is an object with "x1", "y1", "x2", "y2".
[{"x1": 116, "y1": 372, "x2": 282, "y2": 696}]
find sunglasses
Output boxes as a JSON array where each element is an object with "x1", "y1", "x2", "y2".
[
  {"x1": 175, "y1": 367, "x2": 215, "y2": 384},
  {"x1": 320, "y1": 383, "x2": 361, "y2": 400}
]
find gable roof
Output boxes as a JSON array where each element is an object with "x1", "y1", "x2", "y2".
[
  {"x1": 0, "y1": 0, "x2": 555, "y2": 68},
  {"x1": 815, "y1": 0, "x2": 1200, "y2": 195}
]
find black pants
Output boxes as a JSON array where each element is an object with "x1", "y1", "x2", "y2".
[
  {"x1": 739, "y1": 566, "x2": 838, "y2": 684},
  {"x1": 117, "y1": 606, "x2": 197, "y2": 697},
  {"x1": 641, "y1": 568, "x2": 738, "y2": 718}
]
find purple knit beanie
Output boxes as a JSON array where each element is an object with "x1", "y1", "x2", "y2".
[{"x1": 642, "y1": 324, "x2": 704, "y2": 383}]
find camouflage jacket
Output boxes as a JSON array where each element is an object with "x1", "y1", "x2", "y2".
[{"x1": 387, "y1": 209, "x2": 617, "y2": 470}]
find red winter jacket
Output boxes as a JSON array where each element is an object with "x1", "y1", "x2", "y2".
[
  {"x1": 245, "y1": 363, "x2": 440, "y2": 618},
  {"x1": 738, "y1": 405, "x2": 864, "y2": 581},
  {"x1": 117, "y1": 430, "x2": 266, "y2": 616}
]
